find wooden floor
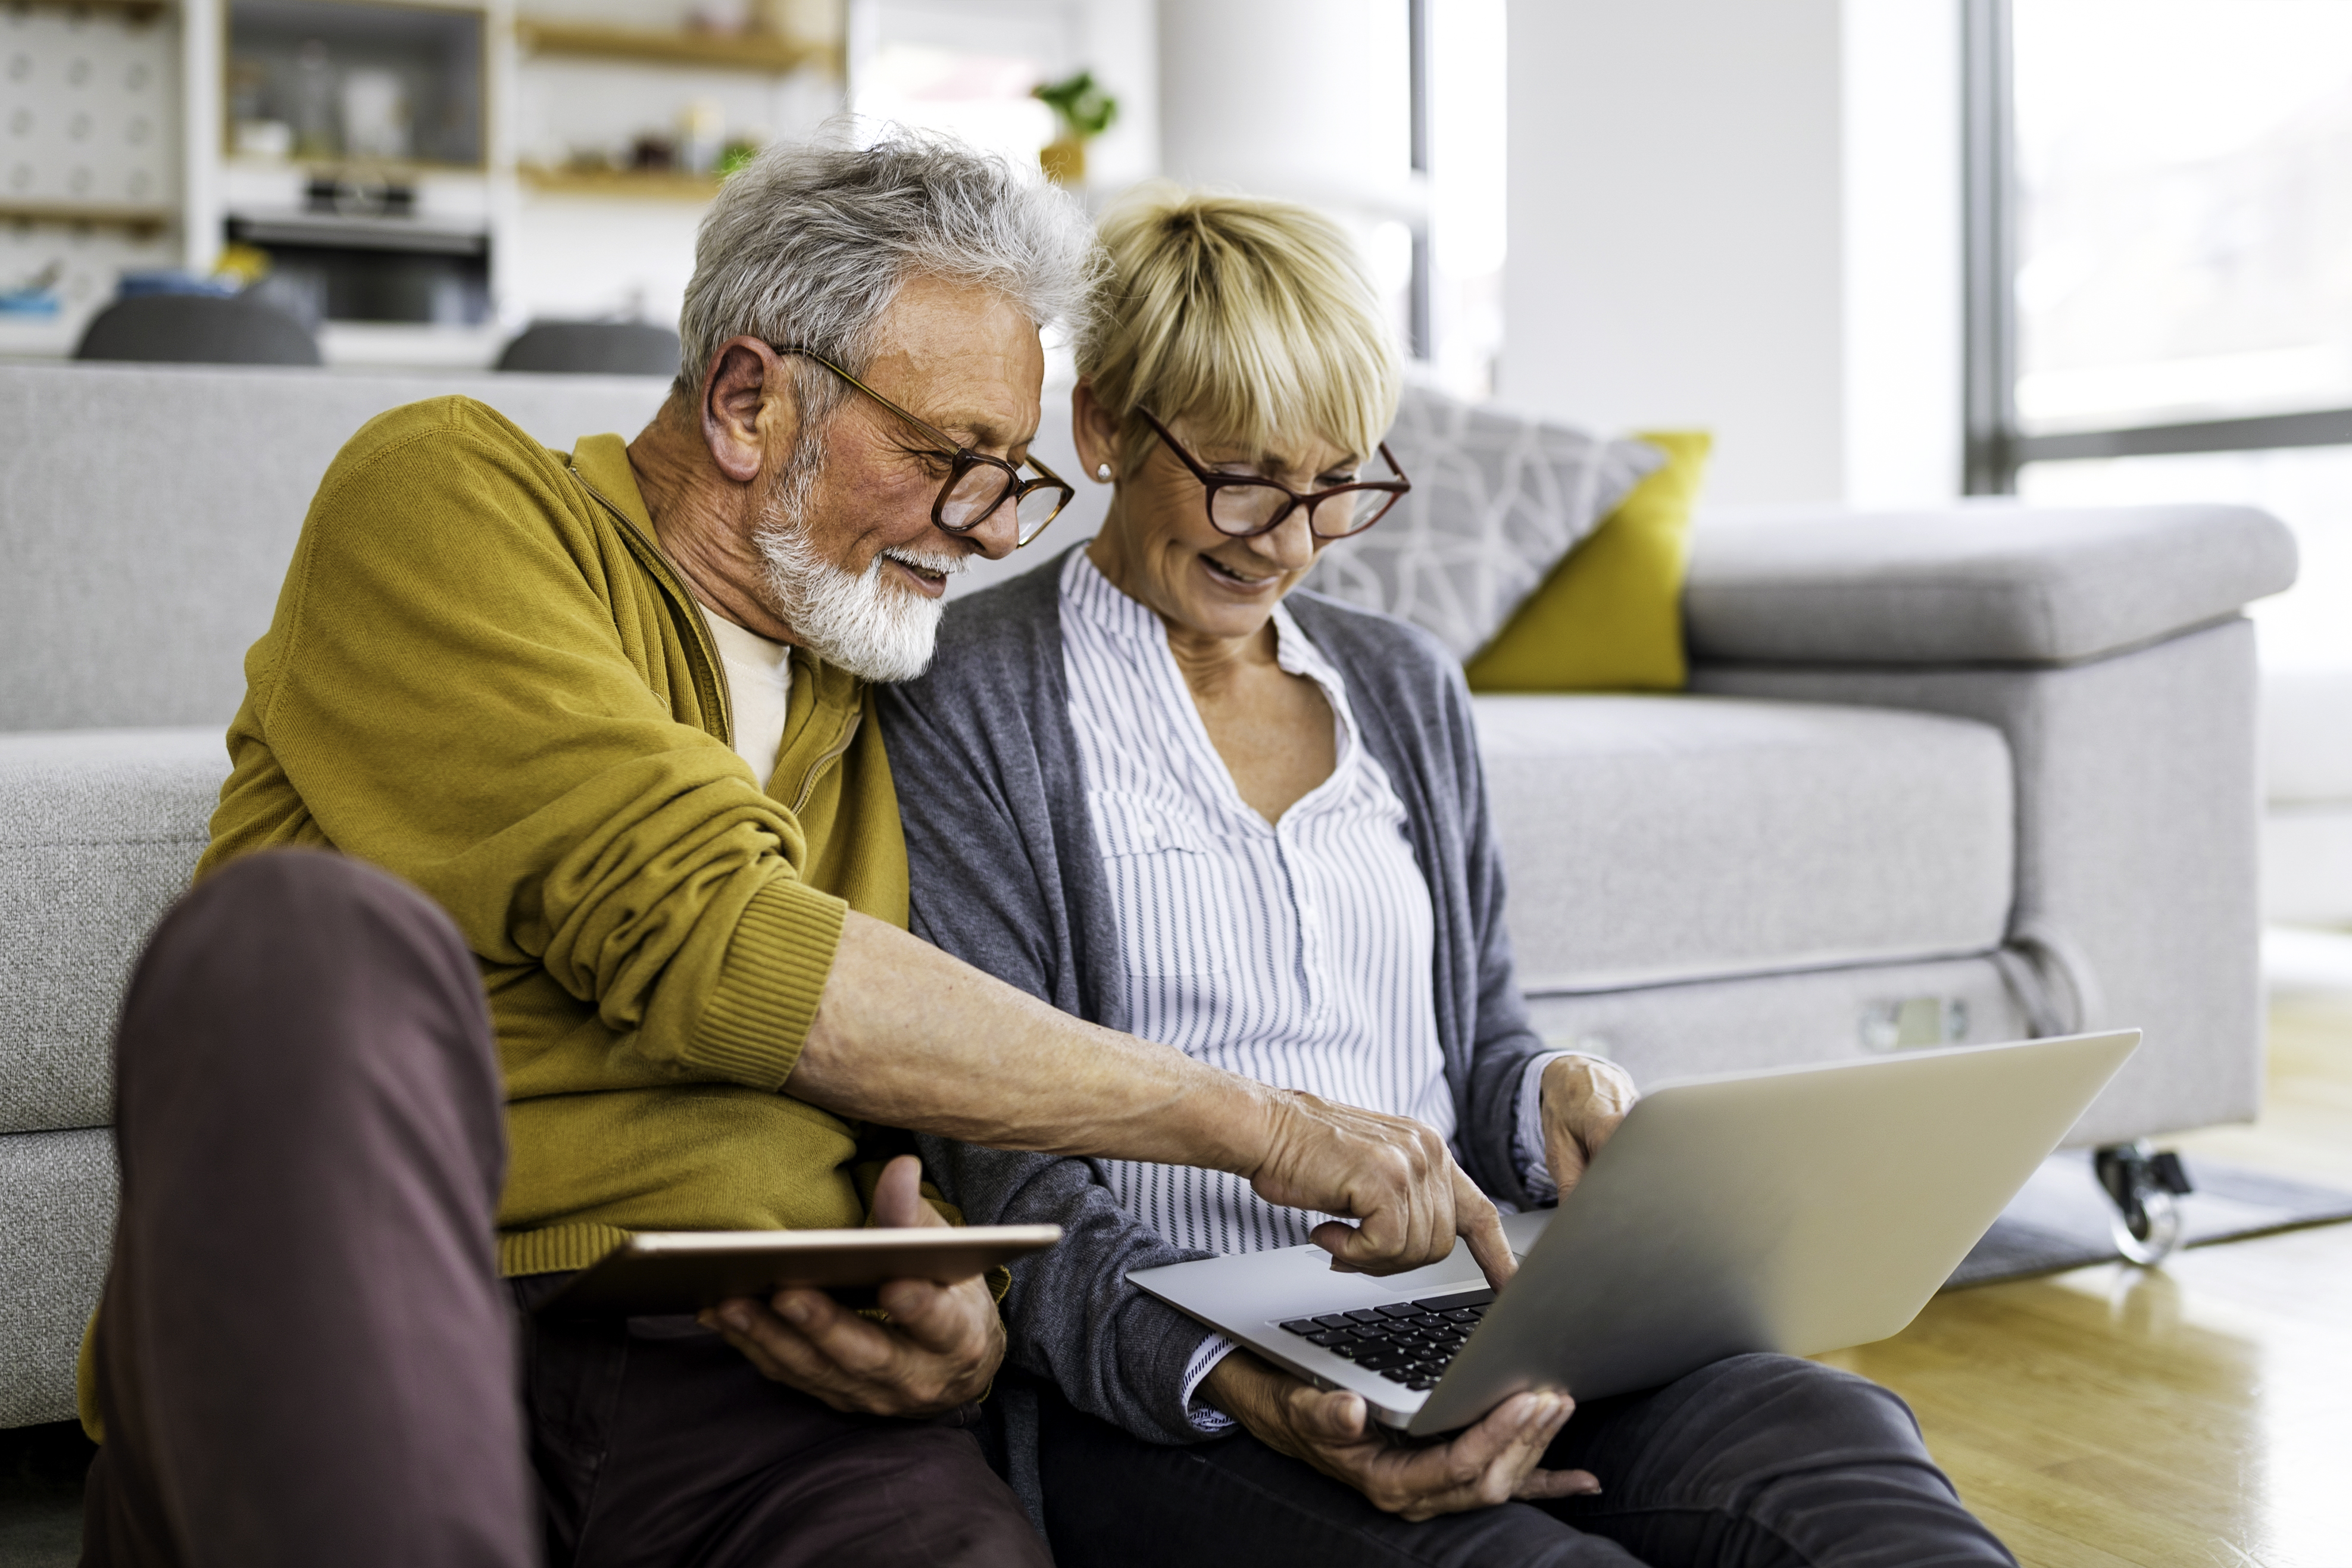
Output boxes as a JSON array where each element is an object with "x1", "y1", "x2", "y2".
[
  {"x1": 4, "y1": 1007, "x2": 2342, "y2": 1568},
  {"x1": 1816, "y1": 991, "x2": 2352, "y2": 1568}
]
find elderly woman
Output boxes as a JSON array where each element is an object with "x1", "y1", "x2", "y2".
[{"x1": 877, "y1": 189, "x2": 2012, "y2": 1567}]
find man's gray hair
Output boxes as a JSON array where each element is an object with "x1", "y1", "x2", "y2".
[{"x1": 676, "y1": 124, "x2": 1103, "y2": 402}]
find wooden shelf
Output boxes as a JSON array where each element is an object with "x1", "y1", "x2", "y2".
[
  {"x1": 0, "y1": 201, "x2": 176, "y2": 235},
  {"x1": 15, "y1": 0, "x2": 171, "y2": 21},
  {"x1": 518, "y1": 164, "x2": 721, "y2": 201},
  {"x1": 515, "y1": 18, "x2": 838, "y2": 76}
]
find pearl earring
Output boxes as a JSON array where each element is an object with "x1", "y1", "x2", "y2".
[{"x1": 1096, "y1": 463, "x2": 1113, "y2": 482}]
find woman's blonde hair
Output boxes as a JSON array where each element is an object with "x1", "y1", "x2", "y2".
[{"x1": 1077, "y1": 184, "x2": 1403, "y2": 474}]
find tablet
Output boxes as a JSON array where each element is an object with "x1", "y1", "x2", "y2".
[{"x1": 535, "y1": 1225, "x2": 1064, "y2": 1318}]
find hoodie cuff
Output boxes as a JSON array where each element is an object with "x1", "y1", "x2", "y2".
[{"x1": 688, "y1": 873, "x2": 849, "y2": 1089}]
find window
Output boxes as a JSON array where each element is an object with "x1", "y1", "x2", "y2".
[
  {"x1": 1419, "y1": 0, "x2": 1507, "y2": 399},
  {"x1": 847, "y1": 2, "x2": 1072, "y2": 173},
  {"x1": 1966, "y1": 0, "x2": 2352, "y2": 670}
]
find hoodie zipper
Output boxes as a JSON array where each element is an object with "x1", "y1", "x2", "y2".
[
  {"x1": 566, "y1": 464, "x2": 733, "y2": 748},
  {"x1": 788, "y1": 699, "x2": 861, "y2": 816}
]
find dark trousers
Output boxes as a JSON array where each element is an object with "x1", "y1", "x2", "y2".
[
  {"x1": 80, "y1": 849, "x2": 1048, "y2": 1568},
  {"x1": 1038, "y1": 1355, "x2": 2019, "y2": 1568}
]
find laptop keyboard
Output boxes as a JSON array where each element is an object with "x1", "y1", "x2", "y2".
[{"x1": 1277, "y1": 1288, "x2": 1495, "y2": 1391}]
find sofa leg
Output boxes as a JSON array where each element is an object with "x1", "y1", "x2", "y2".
[{"x1": 2092, "y1": 1140, "x2": 2194, "y2": 1264}]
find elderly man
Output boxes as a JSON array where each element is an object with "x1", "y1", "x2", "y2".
[{"x1": 77, "y1": 134, "x2": 1507, "y2": 1568}]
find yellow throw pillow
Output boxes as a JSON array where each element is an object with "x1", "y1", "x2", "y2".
[{"x1": 1463, "y1": 430, "x2": 1711, "y2": 692}]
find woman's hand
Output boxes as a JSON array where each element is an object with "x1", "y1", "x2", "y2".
[
  {"x1": 1199, "y1": 1350, "x2": 1596, "y2": 1521},
  {"x1": 1539, "y1": 1055, "x2": 1639, "y2": 1200}
]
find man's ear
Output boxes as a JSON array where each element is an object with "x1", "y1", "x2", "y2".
[
  {"x1": 701, "y1": 336, "x2": 795, "y2": 485},
  {"x1": 1070, "y1": 377, "x2": 1121, "y2": 482}
]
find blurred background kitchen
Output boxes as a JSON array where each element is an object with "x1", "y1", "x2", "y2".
[
  {"x1": 2, "y1": 0, "x2": 2348, "y2": 938},
  {"x1": 0, "y1": 0, "x2": 1500, "y2": 388}
]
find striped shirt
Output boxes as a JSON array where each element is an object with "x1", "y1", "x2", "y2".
[{"x1": 1061, "y1": 548, "x2": 1460, "y2": 1255}]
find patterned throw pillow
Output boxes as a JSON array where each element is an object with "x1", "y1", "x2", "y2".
[
  {"x1": 1307, "y1": 384, "x2": 1664, "y2": 661},
  {"x1": 1464, "y1": 430, "x2": 1711, "y2": 693}
]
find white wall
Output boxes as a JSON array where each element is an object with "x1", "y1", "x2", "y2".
[
  {"x1": 1500, "y1": 0, "x2": 1961, "y2": 511},
  {"x1": 1501, "y1": 0, "x2": 1845, "y2": 507},
  {"x1": 849, "y1": 0, "x2": 1157, "y2": 199},
  {"x1": 1157, "y1": 0, "x2": 1419, "y2": 349},
  {"x1": 1076, "y1": 0, "x2": 1158, "y2": 196},
  {"x1": 1843, "y1": 0, "x2": 1962, "y2": 508},
  {"x1": 1158, "y1": 0, "x2": 1414, "y2": 220}
]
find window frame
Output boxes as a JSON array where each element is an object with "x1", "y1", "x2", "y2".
[
  {"x1": 1407, "y1": 0, "x2": 1432, "y2": 361},
  {"x1": 1960, "y1": 0, "x2": 2352, "y2": 494}
]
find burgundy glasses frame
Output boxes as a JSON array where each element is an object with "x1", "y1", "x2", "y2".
[
  {"x1": 770, "y1": 343, "x2": 1076, "y2": 546},
  {"x1": 1134, "y1": 405, "x2": 1412, "y2": 540}
]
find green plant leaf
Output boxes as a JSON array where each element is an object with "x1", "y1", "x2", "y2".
[{"x1": 1032, "y1": 70, "x2": 1119, "y2": 139}]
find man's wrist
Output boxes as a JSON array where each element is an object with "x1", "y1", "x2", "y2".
[
  {"x1": 1199, "y1": 1347, "x2": 1271, "y2": 1426},
  {"x1": 1166, "y1": 1064, "x2": 1285, "y2": 1179}
]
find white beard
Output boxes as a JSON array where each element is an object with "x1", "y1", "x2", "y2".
[{"x1": 752, "y1": 463, "x2": 964, "y2": 683}]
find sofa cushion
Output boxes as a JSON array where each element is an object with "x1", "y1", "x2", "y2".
[
  {"x1": 1466, "y1": 430, "x2": 1710, "y2": 693},
  {"x1": 0, "y1": 729, "x2": 228, "y2": 1134},
  {"x1": 1307, "y1": 385, "x2": 1663, "y2": 661},
  {"x1": 0, "y1": 361, "x2": 669, "y2": 731},
  {"x1": 1476, "y1": 695, "x2": 2014, "y2": 992},
  {"x1": 1685, "y1": 502, "x2": 2298, "y2": 666},
  {"x1": 1520, "y1": 953, "x2": 2031, "y2": 1088}
]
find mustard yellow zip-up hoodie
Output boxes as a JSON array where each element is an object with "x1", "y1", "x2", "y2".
[{"x1": 199, "y1": 394, "x2": 910, "y2": 1274}]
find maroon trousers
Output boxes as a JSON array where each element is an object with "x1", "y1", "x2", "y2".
[{"x1": 80, "y1": 850, "x2": 1047, "y2": 1568}]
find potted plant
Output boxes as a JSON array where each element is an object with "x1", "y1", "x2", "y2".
[{"x1": 1032, "y1": 70, "x2": 1117, "y2": 187}]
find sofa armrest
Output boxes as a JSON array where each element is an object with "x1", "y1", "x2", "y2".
[
  {"x1": 1692, "y1": 619, "x2": 2264, "y2": 1145},
  {"x1": 1684, "y1": 501, "x2": 2297, "y2": 666},
  {"x1": 0, "y1": 727, "x2": 225, "y2": 1136}
]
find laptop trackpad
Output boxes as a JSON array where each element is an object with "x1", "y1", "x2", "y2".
[{"x1": 1131, "y1": 1209, "x2": 1553, "y2": 1326}]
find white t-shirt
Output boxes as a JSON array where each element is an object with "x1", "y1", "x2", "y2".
[{"x1": 702, "y1": 610, "x2": 793, "y2": 789}]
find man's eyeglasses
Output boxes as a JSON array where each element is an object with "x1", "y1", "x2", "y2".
[
  {"x1": 1135, "y1": 407, "x2": 1410, "y2": 541},
  {"x1": 770, "y1": 344, "x2": 1075, "y2": 548}
]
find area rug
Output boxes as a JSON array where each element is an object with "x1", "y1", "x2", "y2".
[{"x1": 1942, "y1": 1150, "x2": 2352, "y2": 1289}]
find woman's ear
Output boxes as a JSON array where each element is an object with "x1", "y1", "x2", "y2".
[
  {"x1": 701, "y1": 336, "x2": 797, "y2": 485},
  {"x1": 1070, "y1": 377, "x2": 1121, "y2": 483}
]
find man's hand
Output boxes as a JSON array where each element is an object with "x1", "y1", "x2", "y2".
[
  {"x1": 1201, "y1": 1351, "x2": 1595, "y2": 1521},
  {"x1": 789, "y1": 915, "x2": 1516, "y2": 1283},
  {"x1": 698, "y1": 1155, "x2": 1003, "y2": 1418},
  {"x1": 1539, "y1": 1055, "x2": 1639, "y2": 1200},
  {"x1": 1247, "y1": 1088, "x2": 1518, "y2": 1288}
]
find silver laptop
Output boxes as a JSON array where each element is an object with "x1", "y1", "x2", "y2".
[{"x1": 1130, "y1": 1029, "x2": 2138, "y2": 1437}]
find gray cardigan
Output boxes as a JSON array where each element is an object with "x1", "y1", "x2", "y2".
[{"x1": 874, "y1": 547, "x2": 1552, "y2": 1510}]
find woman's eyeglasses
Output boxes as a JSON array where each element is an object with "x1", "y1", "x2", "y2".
[
  {"x1": 770, "y1": 345, "x2": 1075, "y2": 548},
  {"x1": 1135, "y1": 406, "x2": 1410, "y2": 541}
]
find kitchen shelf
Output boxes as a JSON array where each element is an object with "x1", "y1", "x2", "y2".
[
  {"x1": 230, "y1": 0, "x2": 488, "y2": 169},
  {"x1": 227, "y1": 209, "x2": 489, "y2": 254},
  {"x1": 0, "y1": 201, "x2": 176, "y2": 235},
  {"x1": 514, "y1": 18, "x2": 837, "y2": 76},
  {"x1": 517, "y1": 165, "x2": 721, "y2": 201},
  {"x1": 16, "y1": 0, "x2": 171, "y2": 21}
]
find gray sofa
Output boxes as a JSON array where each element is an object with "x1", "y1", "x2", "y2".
[{"x1": 0, "y1": 359, "x2": 2297, "y2": 1429}]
